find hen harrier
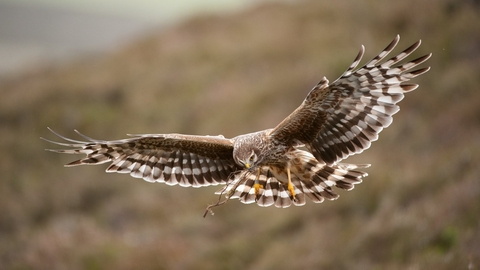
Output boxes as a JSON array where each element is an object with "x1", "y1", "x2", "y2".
[{"x1": 43, "y1": 35, "x2": 431, "y2": 216}]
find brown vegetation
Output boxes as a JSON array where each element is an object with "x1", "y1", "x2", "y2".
[{"x1": 1, "y1": 0, "x2": 479, "y2": 269}]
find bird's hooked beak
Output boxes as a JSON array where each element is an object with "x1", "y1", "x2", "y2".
[{"x1": 245, "y1": 163, "x2": 251, "y2": 169}]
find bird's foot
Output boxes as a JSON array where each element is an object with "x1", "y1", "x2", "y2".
[
  {"x1": 254, "y1": 183, "x2": 264, "y2": 200},
  {"x1": 287, "y1": 182, "x2": 297, "y2": 202}
]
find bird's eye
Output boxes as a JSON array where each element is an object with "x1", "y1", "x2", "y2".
[{"x1": 249, "y1": 154, "x2": 255, "y2": 162}]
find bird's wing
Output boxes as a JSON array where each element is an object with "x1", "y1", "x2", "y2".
[
  {"x1": 42, "y1": 128, "x2": 239, "y2": 187},
  {"x1": 269, "y1": 35, "x2": 431, "y2": 165}
]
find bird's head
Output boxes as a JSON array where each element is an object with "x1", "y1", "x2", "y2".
[{"x1": 234, "y1": 147, "x2": 261, "y2": 170}]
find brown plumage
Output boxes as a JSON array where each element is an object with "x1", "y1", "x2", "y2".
[{"x1": 43, "y1": 35, "x2": 431, "y2": 216}]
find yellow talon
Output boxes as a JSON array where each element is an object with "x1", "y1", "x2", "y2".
[
  {"x1": 254, "y1": 183, "x2": 264, "y2": 196},
  {"x1": 254, "y1": 168, "x2": 263, "y2": 199},
  {"x1": 288, "y1": 182, "x2": 296, "y2": 199},
  {"x1": 287, "y1": 165, "x2": 297, "y2": 201}
]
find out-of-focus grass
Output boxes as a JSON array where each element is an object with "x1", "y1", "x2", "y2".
[{"x1": 1, "y1": 0, "x2": 479, "y2": 269}]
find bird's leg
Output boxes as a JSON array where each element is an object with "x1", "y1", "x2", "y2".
[
  {"x1": 287, "y1": 165, "x2": 297, "y2": 201},
  {"x1": 254, "y1": 167, "x2": 263, "y2": 200}
]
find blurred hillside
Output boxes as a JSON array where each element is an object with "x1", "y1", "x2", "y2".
[{"x1": 1, "y1": 0, "x2": 479, "y2": 269}]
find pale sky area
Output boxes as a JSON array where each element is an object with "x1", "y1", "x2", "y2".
[
  {"x1": 0, "y1": 0, "x2": 287, "y2": 78},
  {"x1": 5, "y1": 0, "x2": 265, "y2": 22}
]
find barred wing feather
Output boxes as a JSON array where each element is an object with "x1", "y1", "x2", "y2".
[
  {"x1": 271, "y1": 35, "x2": 432, "y2": 165},
  {"x1": 42, "y1": 128, "x2": 238, "y2": 187}
]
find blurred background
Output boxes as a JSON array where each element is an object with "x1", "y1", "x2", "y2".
[
  {"x1": 0, "y1": 0, "x2": 272, "y2": 77},
  {"x1": 1, "y1": 0, "x2": 479, "y2": 269}
]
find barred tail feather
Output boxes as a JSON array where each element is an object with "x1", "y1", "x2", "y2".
[{"x1": 217, "y1": 161, "x2": 369, "y2": 208}]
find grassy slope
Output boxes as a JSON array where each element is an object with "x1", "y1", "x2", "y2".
[{"x1": 1, "y1": 0, "x2": 479, "y2": 269}]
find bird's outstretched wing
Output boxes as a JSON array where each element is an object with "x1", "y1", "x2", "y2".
[
  {"x1": 270, "y1": 35, "x2": 431, "y2": 165},
  {"x1": 42, "y1": 128, "x2": 239, "y2": 187}
]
